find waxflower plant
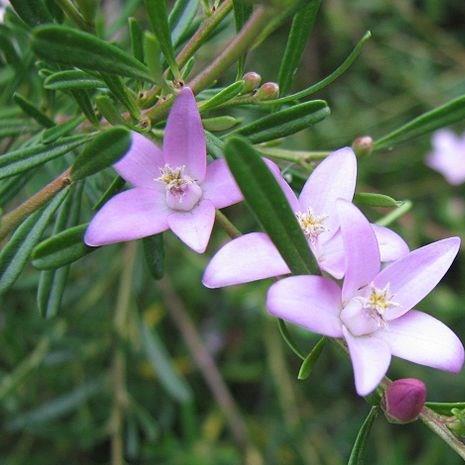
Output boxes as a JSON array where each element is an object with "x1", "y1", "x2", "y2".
[{"x1": 1, "y1": 0, "x2": 465, "y2": 463}]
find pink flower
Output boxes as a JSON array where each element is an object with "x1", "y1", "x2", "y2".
[
  {"x1": 384, "y1": 378, "x2": 426, "y2": 423},
  {"x1": 85, "y1": 87, "x2": 243, "y2": 253},
  {"x1": 426, "y1": 129, "x2": 465, "y2": 185},
  {"x1": 203, "y1": 148, "x2": 408, "y2": 288},
  {"x1": 266, "y1": 200, "x2": 463, "y2": 395}
]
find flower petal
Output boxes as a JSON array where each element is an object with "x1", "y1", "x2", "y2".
[
  {"x1": 316, "y1": 230, "x2": 345, "y2": 279},
  {"x1": 85, "y1": 187, "x2": 169, "y2": 246},
  {"x1": 114, "y1": 132, "x2": 164, "y2": 187},
  {"x1": 373, "y1": 237, "x2": 460, "y2": 320},
  {"x1": 299, "y1": 147, "x2": 357, "y2": 231},
  {"x1": 163, "y1": 87, "x2": 206, "y2": 181},
  {"x1": 343, "y1": 326, "x2": 391, "y2": 396},
  {"x1": 338, "y1": 200, "x2": 380, "y2": 302},
  {"x1": 264, "y1": 158, "x2": 300, "y2": 212},
  {"x1": 372, "y1": 224, "x2": 409, "y2": 263},
  {"x1": 167, "y1": 199, "x2": 215, "y2": 253},
  {"x1": 202, "y1": 159, "x2": 243, "y2": 209},
  {"x1": 266, "y1": 275, "x2": 343, "y2": 337},
  {"x1": 377, "y1": 309, "x2": 464, "y2": 373},
  {"x1": 202, "y1": 232, "x2": 290, "y2": 288}
]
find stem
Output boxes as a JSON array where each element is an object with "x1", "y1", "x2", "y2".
[
  {"x1": 257, "y1": 147, "x2": 329, "y2": 164},
  {"x1": 111, "y1": 243, "x2": 136, "y2": 465},
  {"x1": 158, "y1": 277, "x2": 250, "y2": 451},
  {"x1": 215, "y1": 210, "x2": 241, "y2": 238},
  {"x1": 0, "y1": 168, "x2": 72, "y2": 241}
]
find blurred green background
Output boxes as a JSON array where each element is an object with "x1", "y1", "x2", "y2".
[{"x1": 1, "y1": 0, "x2": 465, "y2": 463}]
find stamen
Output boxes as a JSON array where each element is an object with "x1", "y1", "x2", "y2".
[
  {"x1": 361, "y1": 283, "x2": 399, "y2": 323},
  {"x1": 156, "y1": 164, "x2": 193, "y2": 194},
  {"x1": 296, "y1": 208, "x2": 328, "y2": 242}
]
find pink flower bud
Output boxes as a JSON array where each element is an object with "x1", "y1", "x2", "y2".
[
  {"x1": 384, "y1": 378, "x2": 426, "y2": 424},
  {"x1": 243, "y1": 72, "x2": 262, "y2": 92},
  {"x1": 352, "y1": 136, "x2": 373, "y2": 158},
  {"x1": 255, "y1": 82, "x2": 279, "y2": 101}
]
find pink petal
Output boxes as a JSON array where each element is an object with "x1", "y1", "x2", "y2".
[
  {"x1": 266, "y1": 276, "x2": 343, "y2": 337},
  {"x1": 372, "y1": 224, "x2": 409, "y2": 263},
  {"x1": 264, "y1": 158, "x2": 300, "y2": 212},
  {"x1": 373, "y1": 237, "x2": 460, "y2": 320},
  {"x1": 343, "y1": 326, "x2": 391, "y2": 396},
  {"x1": 377, "y1": 310, "x2": 464, "y2": 373},
  {"x1": 340, "y1": 299, "x2": 380, "y2": 337},
  {"x1": 163, "y1": 87, "x2": 206, "y2": 182},
  {"x1": 338, "y1": 200, "x2": 380, "y2": 303},
  {"x1": 298, "y1": 147, "x2": 357, "y2": 234},
  {"x1": 114, "y1": 132, "x2": 164, "y2": 187},
  {"x1": 316, "y1": 231, "x2": 345, "y2": 279},
  {"x1": 202, "y1": 159, "x2": 243, "y2": 209},
  {"x1": 167, "y1": 199, "x2": 215, "y2": 253},
  {"x1": 202, "y1": 232, "x2": 290, "y2": 288},
  {"x1": 85, "y1": 187, "x2": 169, "y2": 246}
]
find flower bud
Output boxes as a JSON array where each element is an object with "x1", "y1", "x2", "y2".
[
  {"x1": 352, "y1": 136, "x2": 373, "y2": 158},
  {"x1": 383, "y1": 378, "x2": 426, "y2": 424},
  {"x1": 255, "y1": 82, "x2": 279, "y2": 101},
  {"x1": 243, "y1": 72, "x2": 262, "y2": 92}
]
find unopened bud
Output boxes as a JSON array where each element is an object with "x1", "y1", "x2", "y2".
[
  {"x1": 243, "y1": 72, "x2": 262, "y2": 92},
  {"x1": 383, "y1": 378, "x2": 426, "y2": 424},
  {"x1": 352, "y1": 136, "x2": 373, "y2": 158},
  {"x1": 255, "y1": 82, "x2": 279, "y2": 101}
]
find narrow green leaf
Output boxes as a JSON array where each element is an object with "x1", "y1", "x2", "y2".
[
  {"x1": 100, "y1": 73, "x2": 140, "y2": 118},
  {"x1": 232, "y1": 100, "x2": 329, "y2": 143},
  {"x1": 0, "y1": 135, "x2": 88, "y2": 180},
  {"x1": 267, "y1": 31, "x2": 371, "y2": 106},
  {"x1": 202, "y1": 115, "x2": 241, "y2": 132},
  {"x1": 354, "y1": 192, "x2": 404, "y2": 209},
  {"x1": 92, "y1": 175, "x2": 126, "y2": 210},
  {"x1": 205, "y1": 130, "x2": 224, "y2": 159},
  {"x1": 32, "y1": 223, "x2": 94, "y2": 270},
  {"x1": 278, "y1": 0, "x2": 321, "y2": 96},
  {"x1": 13, "y1": 93, "x2": 55, "y2": 127},
  {"x1": 169, "y1": 0, "x2": 199, "y2": 47},
  {"x1": 297, "y1": 336, "x2": 327, "y2": 380},
  {"x1": 143, "y1": 234, "x2": 164, "y2": 280},
  {"x1": 44, "y1": 70, "x2": 106, "y2": 91},
  {"x1": 145, "y1": 0, "x2": 180, "y2": 78},
  {"x1": 70, "y1": 127, "x2": 131, "y2": 181},
  {"x1": 143, "y1": 32, "x2": 164, "y2": 85},
  {"x1": 224, "y1": 136, "x2": 316, "y2": 274},
  {"x1": 9, "y1": 0, "x2": 53, "y2": 26},
  {"x1": 426, "y1": 402, "x2": 465, "y2": 416},
  {"x1": 277, "y1": 319, "x2": 305, "y2": 360},
  {"x1": 69, "y1": 89, "x2": 98, "y2": 124},
  {"x1": 95, "y1": 95, "x2": 126, "y2": 126},
  {"x1": 32, "y1": 25, "x2": 153, "y2": 81},
  {"x1": 140, "y1": 322, "x2": 192, "y2": 403},
  {"x1": 42, "y1": 115, "x2": 85, "y2": 144},
  {"x1": 0, "y1": 189, "x2": 69, "y2": 296},
  {"x1": 129, "y1": 17, "x2": 144, "y2": 63},
  {"x1": 199, "y1": 80, "x2": 245, "y2": 112},
  {"x1": 347, "y1": 407, "x2": 378, "y2": 465},
  {"x1": 375, "y1": 94, "x2": 465, "y2": 150}
]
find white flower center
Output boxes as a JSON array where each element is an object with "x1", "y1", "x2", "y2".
[
  {"x1": 296, "y1": 208, "x2": 328, "y2": 242},
  {"x1": 156, "y1": 164, "x2": 202, "y2": 211},
  {"x1": 361, "y1": 283, "x2": 399, "y2": 321}
]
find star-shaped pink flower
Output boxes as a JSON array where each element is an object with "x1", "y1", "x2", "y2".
[
  {"x1": 85, "y1": 87, "x2": 243, "y2": 253},
  {"x1": 267, "y1": 200, "x2": 463, "y2": 395}
]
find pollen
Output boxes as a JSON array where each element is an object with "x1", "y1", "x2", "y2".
[
  {"x1": 296, "y1": 208, "x2": 328, "y2": 242},
  {"x1": 362, "y1": 283, "x2": 399, "y2": 317},
  {"x1": 156, "y1": 164, "x2": 192, "y2": 192}
]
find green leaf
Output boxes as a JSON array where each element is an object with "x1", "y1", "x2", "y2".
[
  {"x1": 376, "y1": 200, "x2": 413, "y2": 227},
  {"x1": 278, "y1": 0, "x2": 321, "y2": 96},
  {"x1": 268, "y1": 31, "x2": 371, "y2": 106},
  {"x1": 13, "y1": 93, "x2": 55, "y2": 127},
  {"x1": 129, "y1": 17, "x2": 144, "y2": 63},
  {"x1": 143, "y1": 31, "x2": 164, "y2": 85},
  {"x1": 374, "y1": 94, "x2": 465, "y2": 150},
  {"x1": 145, "y1": 0, "x2": 180, "y2": 78},
  {"x1": 69, "y1": 89, "x2": 99, "y2": 124},
  {"x1": 143, "y1": 234, "x2": 164, "y2": 280},
  {"x1": 277, "y1": 319, "x2": 305, "y2": 360},
  {"x1": 0, "y1": 119, "x2": 39, "y2": 139},
  {"x1": 92, "y1": 175, "x2": 126, "y2": 210},
  {"x1": 425, "y1": 402, "x2": 465, "y2": 416},
  {"x1": 9, "y1": 0, "x2": 53, "y2": 26},
  {"x1": 95, "y1": 95, "x2": 126, "y2": 126},
  {"x1": 32, "y1": 223, "x2": 94, "y2": 270},
  {"x1": 42, "y1": 115, "x2": 85, "y2": 144},
  {"x1": 140, "y1": 322, "x2": 192, "y2": 403},
  {"x1": 32, "y1": 25, "x2": 153, "y2": 81},
  {"x1": 44, "y1": 70, "x2": 106, "y2": 91},
  {"x1": 100, "y1": 73, "x2": 140, "y2": 118},
  {"x1": 0, "y1": 135, "x2": 88, "y2": 180},
  {"x1": 202, "y1": 115, "x2": 241, "y2": 132},
  {"x1": 199, "y1": 80, "x2": 245, "y2": 112},
  {"x1": 70, "y1": 127, "x2": 131, "y2": 181},
  {"x1": 354, "y1": 192, "x2": 404, "y2": 209},
  {"x1": 224, "y1": 136, "x2": 316, "y2": 274},
  {"x1": 347, "y1": 407, "x2": 378, "y2": 465},
  {"x1": 232, "y1": 100, "x2": 329, "y2": 143},
  {"x1": 297, "y1": 336, "x2": 327, "y2": 380},
  {"x1": 205, "y1": 130, "x2": 224, "y2": 159},
  {"x1": 232, "y1": 0, "x2": 252, "y2": 77},
  {"x1": 0, "y1": 189, "x2": 69, "y2": 296},
  {"x1": 37, "y1": 184, "x2": 83, "y2": 318},
  {"x1": 169, "y1": 0, "x2": 199, "y2": 48}
]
